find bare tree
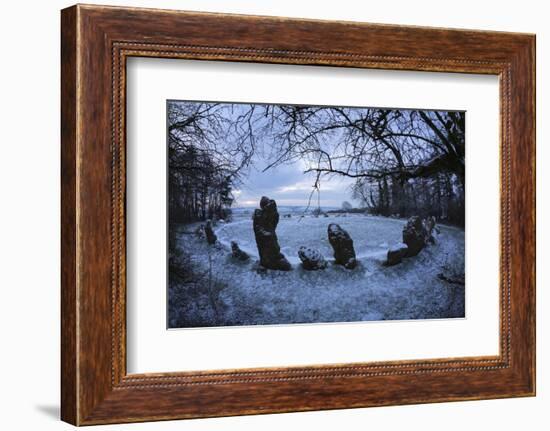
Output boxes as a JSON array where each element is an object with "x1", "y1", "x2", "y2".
[
  {"x1": 341, "y1": 201, "x2": 353, "y2": 211},
  {"x1": 260, "y1": 105, "x2": 465, "y2": 224},
  {"x1": 167, "y1": 101, "x2": 465, "y2": 226},
  {"x1": 168, "y1": 102, "x2": 266, "y2": 223},
  {"x1": 261, "y1": 106, "x2": 465, "y2": 186}
]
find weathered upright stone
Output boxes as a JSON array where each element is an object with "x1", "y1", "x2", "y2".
[
  {"x1": 327, "y1": 223, "x2": 357, "y2": 269},
  {"x1": 194, "y1": 224, "x2": 205, "y2": 238},
  {"x1": 204, "y1": 219, "x2": 217, "y2": 245},
  {"x1": 386, "y1": 242, "x2": 409, "y2": 266},
  {"x1": 423, "y1": 216, "x2": 437, "y2": 244},
  {"x1": 231, "y1": 241, "x2": 250, "y2": 261},
  {"x1": 385, "y1": 216, "x2": 436, "y2": 266},
  {"x1": 402, "y1": 216, "x2": 426, "y2": 256},
  {"x1": 253, "y1": 196, "x2": 291, "y2": 270},
  {"x1": 298, "y1": 246, "x2": 328, "y2": 270}
]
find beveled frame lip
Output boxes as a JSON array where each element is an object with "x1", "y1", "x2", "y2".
[{"x1": 61, "y1": 3, "x2": 535, "y2": 426}]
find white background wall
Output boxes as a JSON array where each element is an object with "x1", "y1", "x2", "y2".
[{"x1": 0, "y1": 0, "x2": 546, "y2": 429}]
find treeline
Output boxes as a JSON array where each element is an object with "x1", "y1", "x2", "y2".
[
  {"x1": 168, "y1": 145, "x2": 234, "y2": 223},
  {"x1": 167, "y1": 101, "x2": 253, "y2": 224},
  {"x1": 353, "y1": 173, "x2": 464, "y2": 226}
]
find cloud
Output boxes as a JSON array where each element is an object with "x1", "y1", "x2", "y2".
[
  {"x1": 234, "y1": 160, "x2": 356, "y2": 208},
  {"x1": 277, "y1": 180, "x2": 316, "y2": 193}
]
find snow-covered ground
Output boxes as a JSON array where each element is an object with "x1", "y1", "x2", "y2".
[
  {"x1": 168, "y1": 213, "x2": 465, "y2": 328},
  {"x1": 217, "y1": 214, "x2": 406, "y2": 264}
]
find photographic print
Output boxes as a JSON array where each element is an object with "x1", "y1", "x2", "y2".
[{"x1": 167, "y1": 100, "x2": 465, "y2": 328}]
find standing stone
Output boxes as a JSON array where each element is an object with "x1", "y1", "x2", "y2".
[
  {"x1": 402, "y1": 216, "x2": 426, "y2": 256},
  {"x1": 231, "y1": 241, "x2": 250, "y2": 261},
  {"x1": 253, "y1": 196, "x2": 291, "y2": 270},
  {"x1": 423, "y1": 216, "x2": 437, "y2": 244},
  {"x1": 327, "y1": 223, "x2": 357, "y2": 269},
  {"x1": 194, "y1": 224, "x2": 205, "y2": 238},
  {"x1": 386, "y1": 242, "x2": 409, "y2": 266},
  {"x1": 204, "y1": 219, "x2": 217, "y2": 245},
  {"x1": 298, "y1": 246, "x2": 328, "y2": 270}
]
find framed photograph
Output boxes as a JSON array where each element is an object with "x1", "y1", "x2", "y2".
[{"x1": 61, "y1": 4, "x2": 535, "y2": 425}]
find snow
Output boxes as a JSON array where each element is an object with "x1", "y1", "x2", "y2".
[
  {"x1": 389, "y1": 242, "x2": 408, "y2": 253},
  {"x1": 299, "y1": 246, "x2": 321, "y2": 261},
  {"x1": 217, "y1": 214, "x2": 406, "y2": 265},
  {"x1": 168, "y1": 213, "x2": 465, "y2": 328}
]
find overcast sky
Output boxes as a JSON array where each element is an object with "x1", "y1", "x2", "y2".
[{"x1": 233, "y1": 158, "x2": 356, "y2": 208}]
